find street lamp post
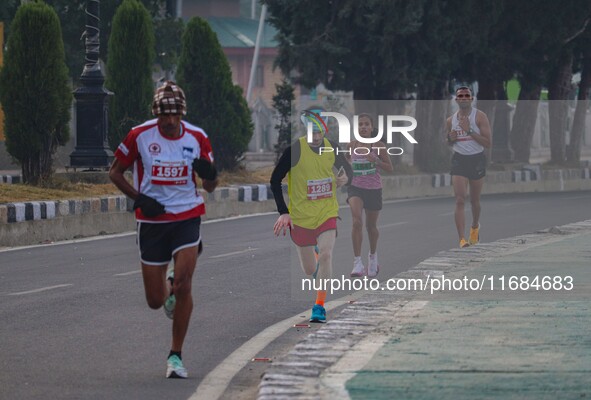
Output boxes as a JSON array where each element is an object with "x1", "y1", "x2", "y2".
[{"x1": 69, "y1": 0, "x2": 113, "y2": 169}]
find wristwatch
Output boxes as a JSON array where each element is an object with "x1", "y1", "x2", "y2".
[{"x1": 466, "y1": 128, "x2": 474, "y2": 135}]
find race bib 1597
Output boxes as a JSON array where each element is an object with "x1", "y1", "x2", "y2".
[{"x1": 151, "y1": 160, "x2": 189, "y2": 185}]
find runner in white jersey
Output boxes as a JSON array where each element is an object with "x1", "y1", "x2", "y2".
[
  {"x1": 109, "y1": 81, "x2": 218, "y2": 379},
  {"x1": 118, "y1": 118, "x2": 212, "y2": 220},
  {"x1": 445, "y1": 86, "x2": 491, "y2": 248}
]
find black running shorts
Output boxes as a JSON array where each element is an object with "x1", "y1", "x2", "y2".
[
  {"x1": 450, "y1": 152, "x2": 486, "y2": 180},
  {"x1": 346, "y1": 186, "x2": 383, "y2": 211},
  {"x1": 137, "y1": 217, "x2": 202, "y2": 265}
]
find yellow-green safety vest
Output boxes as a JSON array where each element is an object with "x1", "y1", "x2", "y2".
[{"x1": 288, "y1": 136, "x2": 339, "y2": 229}]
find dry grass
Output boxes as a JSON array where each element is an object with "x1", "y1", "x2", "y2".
[
  {"x1": 0, "y1": 166, "x2": 276, "y2": 203},
  {"x1": 217, "y1": 165, "x2": 274, "y2": 186},
  {"x1": 1, "y1": 163, "x2": 427, "y2": 203},
  {"x1": 0, "y1": 183, "x2": 121, "y2": 203}
]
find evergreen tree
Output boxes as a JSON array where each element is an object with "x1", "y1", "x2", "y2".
[
  {"x1": 154, "y1": 17, "x2": 184, "y2": 79},
  {"x1": 106, "y1": 0, "x2": 155, "y2": 150},
  {"x1": 272, "y1": 79, "x2": 295, "y2": 161},
  {"x1": 43, "y1": 0, "x2": 86, "y2": 83},
  {"x1": 176, "y1": 17, "x2": 253, "y2": 171},
  {"x1": 0, "y1": 1, "x2": 72, "y2": 185},
  {"x1": 228, "y1": 84, "x2": 255, "y2": 167},
  {"x1": 0, "y1": 0, "x2": 171, "y2": 82}
]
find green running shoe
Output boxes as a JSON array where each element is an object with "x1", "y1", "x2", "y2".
[{"x1": 166, "y1": 355, "x2": 187, "y2": 379}]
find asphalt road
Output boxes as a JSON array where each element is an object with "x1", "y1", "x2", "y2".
[{"x1": 1, "y1": 191, "x2": 590, "y2": 400}]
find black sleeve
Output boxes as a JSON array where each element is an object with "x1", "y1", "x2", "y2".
[
  {"x1": 330, "y1": 141, "x2": 353, "y2": 185},
  {"x1": 270, "y1": 145, "x2": 293, "y2": 215},
  {"x1": 334, "y1": 154, "x2": 353, "y2": 185}
]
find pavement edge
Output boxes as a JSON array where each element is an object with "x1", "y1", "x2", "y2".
[{"x1": 256, "y1": 219, "x2": 591, "y2": 399}]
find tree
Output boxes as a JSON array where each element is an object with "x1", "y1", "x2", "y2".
[
  {"x1": 463, "y1": 0, "x2": 513, "y2": 132},
  {"x1": 101, "y1": 0, "x2": 183, "y2": 79},
  {"x1": 272, "y1": 79, "x2": 295, "y2": 161},
  {"x1": 265, "y1": 0, "x2": 423, "y2": 100},
  {"x1": 265, "y1": 0, "x2": 486, "y2": 172},
  {"x1": 154, "y1": 16, "x2": 184, "y2": 79},
  {"x1": 547, "y1": 48, "x2": 573, "y2": 164},
  {"x1": 567, "y1": 27, "x2": 591, "y2": 165},
  {"x1": 546, "y1": 2, "x2": 591, "y2": 165},
  {"x1": 509, "y1": 0, "x2": 591, "y2": 163},
  {"x1": 265, "y1": 0, "x2": 591, "y2": 169},
  {"x1": 106, "y1": 0, "x2": 155, "y2": 150},
  {"x1": 265, "y1": 0, "x2": 430, "y2": 168},
  {"x1": 44, "y1": 1, "x2": 86, "y2": 84},
  {"x1": 0, "y1": 0, "x2": 169, "y2": 83},
  {"x1": 0, "y1": 1, "x2": 72, "y2": 185},
  {"x1": 462, "y1": 0, "x2": 524, "y2": 164},
  {"x1": 176, "y1": 17, "x2": 253, "y2": 171},
  {"x1": 227, "y1": 84, "x2": 255, "y2": 168},
  {"x1": 508, "y1": 1, "x2": 551, "y2": 163},
  {"x1": 408, "y1": 0, "x2": 481, "y2": 172}
]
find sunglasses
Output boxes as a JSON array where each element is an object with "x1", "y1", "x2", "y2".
[{"x1": 456, "y1": 94, "x2": 471, "y2": 99}]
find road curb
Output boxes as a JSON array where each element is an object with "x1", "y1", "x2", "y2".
[
  {"x1": 0, "y1": 174, "x2": 21, "y2": 184},
  {"x1": 256, "y1": 219, "x2": 591, "y2": 399},
  {"x1": 1, "y1": 167, "x2": 591, "y2": 247},
  {"x1": 0, "y1": 196, "x2": 131, "y2": 224}
]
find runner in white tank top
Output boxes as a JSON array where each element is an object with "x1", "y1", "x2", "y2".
[
  {"x1": 451, "y1": 107, "x2": 484, "y2": 155},
  {"x1": 445, "y1": 87, "x2": 492, "y2": 249}
]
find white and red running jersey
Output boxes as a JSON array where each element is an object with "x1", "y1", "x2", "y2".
[{"x1": 114, "y1": 119, "x2": 214, "y2": 222}]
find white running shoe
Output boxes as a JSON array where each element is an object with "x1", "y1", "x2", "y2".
[
  {"x1": 166, "y1": 355, "x2": 188, "y2": 379},
  {"x1": 350, "y1": 257, "x2": 366, "y2": 277},
  {"x1": 368, "y1": 253, "x2": 379, "y2": 278}
]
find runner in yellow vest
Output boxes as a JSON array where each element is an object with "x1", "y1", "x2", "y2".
[{"x1": 270, "y1": 111, "x2": 352, "y2": 322}]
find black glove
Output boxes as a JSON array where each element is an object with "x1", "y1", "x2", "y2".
[
  {"x1": 133, "y1": 194, "x2": 165, "y2": 217},
  {"x1": 192, "y1": 157, "x2": 218, "y2": 181}
]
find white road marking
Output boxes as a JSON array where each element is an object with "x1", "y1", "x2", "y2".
[
  {"x1": 7, "y1": 284, "x2": 73, "y2": 296},
  {"x1": 320, "y1": 301, "x2": 429, "y2": 399},
  {"x1": 382, "y1": 196, "x2": 447, "y2": 205},
  {"x1": 440, "y1": 199, "x2": 541, "y2": 215},
  {"x1": 562, "y1": 195, "x2": 591, "y2": 200},
  {"x1": 337, "y1": 196, "x2": 446, "y2": 211},
  {"x1": 500, "y1": 201, "x2": 533, "y2": 207},
  {"x1": 378, "y1": 221, "x2": 408, "y2": 229},
  {"x1": 0, "y1": 213, "x2": 278, "y2": 254},
  {"x1": 113, "y1": 270, "x2": 141, "y2": 276},
  {"x1": 189, "y1": 293, "x2": 362, "y2": 400},
  {"x1": 203, "y1": 212, "x2": 276, "y2": 223},
  {"x1": 0, "y1": 232, "x2": 137, "y2": 253},
  {"x1": 209, "y1": 248, "x2": 259, "y2": 259}
]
